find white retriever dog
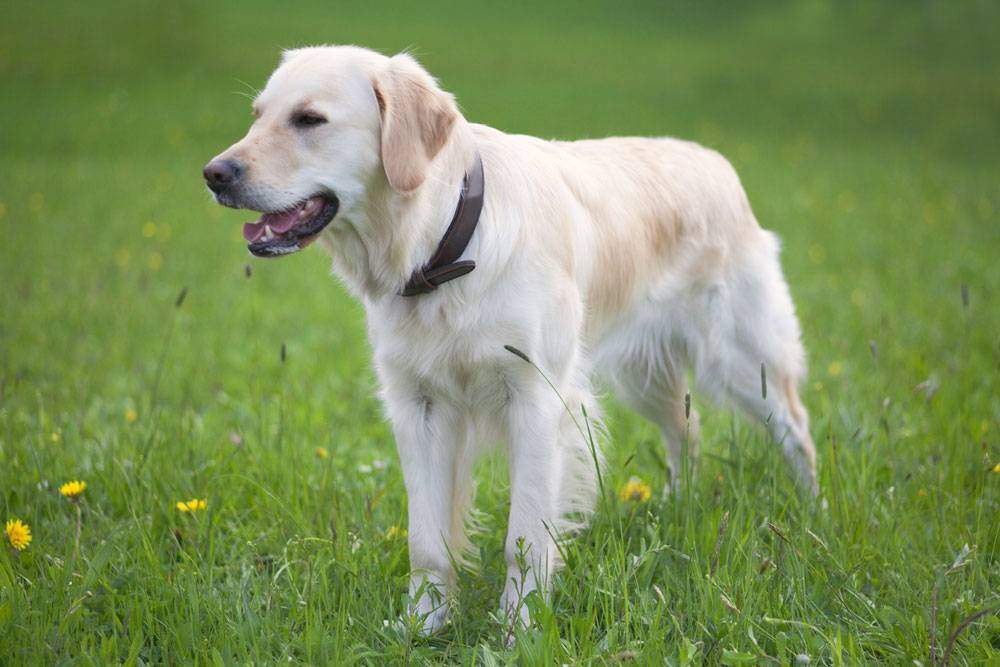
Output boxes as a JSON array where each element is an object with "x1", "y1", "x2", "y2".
[{"x1": 204, "y1": 45, "x2": 816, "y2": 632}]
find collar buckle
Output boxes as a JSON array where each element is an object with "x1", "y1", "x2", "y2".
[{"x1": 401, "y1": 152, "x2": 485, "y2": 297}]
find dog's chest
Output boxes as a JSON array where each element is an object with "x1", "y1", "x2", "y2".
[{"x1": 369, "y1": 299, "x2": 514, "y2": 406}]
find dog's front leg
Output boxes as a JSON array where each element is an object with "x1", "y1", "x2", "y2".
[
  {"x1": 500, "y1": 384, "x2": 562, "y2": 633},
  {"x1": 384, "y1": 386, "x2": 464, "y2": 635}
]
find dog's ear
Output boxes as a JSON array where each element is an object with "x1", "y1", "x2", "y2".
[{"x1": 373, "y1": 54, "x2": 458, "y2": 194}]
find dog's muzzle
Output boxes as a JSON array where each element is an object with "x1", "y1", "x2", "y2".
[{"x1": 203, "y1": 158, "x2": 339, "y2": 258}]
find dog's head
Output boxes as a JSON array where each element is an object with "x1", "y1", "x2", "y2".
[{"x1": 204, "y1": 46, "x2": 459, "y2": 257}]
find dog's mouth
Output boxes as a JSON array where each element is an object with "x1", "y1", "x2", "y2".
[{"x1": 242, "y1": 195, "x2": 339, "y2": 258}]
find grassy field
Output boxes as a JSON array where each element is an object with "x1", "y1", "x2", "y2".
[{"x1": 2, "y1": 1, "x2": 999, "y2": 663}]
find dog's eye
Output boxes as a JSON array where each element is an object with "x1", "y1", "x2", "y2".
[{"x1": 292, "y1": 112, "x2": 327, "y2": 128}]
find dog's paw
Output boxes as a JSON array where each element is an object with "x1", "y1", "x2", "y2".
[
  {"x1": 385, "y1": 605, "x2": 447, "y2": 640},
  {"x1": 408, "y1": 598, "x2": 448, "y2": 637},
  {"x1": 416, "y1": 605, "x2": 448, "y2": 637}
]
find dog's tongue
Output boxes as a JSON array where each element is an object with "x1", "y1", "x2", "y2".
[
  {"x1": 241, "y1": 197, "x2": 328, "y2": 243},
  {"x1": 242, "y1": 204, "x2": 305, "y2": 242}
]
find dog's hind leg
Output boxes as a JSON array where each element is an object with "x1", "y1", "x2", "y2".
[
  {"x1": 715, "y1": 354, "x2": 817, "y2": 495},
  {"x1": 612, "y1": 347, "x2": 700, "y2": 491},
  {"x1": 693, "y1": 234, "x2": 817, "y2": 494}
]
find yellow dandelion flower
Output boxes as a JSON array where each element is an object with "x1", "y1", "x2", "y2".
[
  {"x1": 175, "y1": 498, "x2": 207, "y2": 513},
  {"x1": 315, "y1": 446, "x2": 329, "y2": 459},
  {"x1": 827, "y1": 361, "x2": 843, "y2": 377},
  {"x1": 385, "y1": 525, "x2": 407, "y2": 540},
  {"x1": 147, "y1": 252, "x2": 163, "y2": 271},
  {"x1": 992, "y1": 463, "x2": 1000, "y2": 474},
  {"x1": 51, "y1": 431, "x2": 62, "y2": 444},
  {"x1": 917, "y1": 488, "x2": 927, "y2": 497},
  {"x1": 5, "y1": 519, "x2": 32, "y2": 551},
  {"x1": 125, "y1": 408, "x2": 138, "y2": 423},
  {"x1": 142, "y1": 221, "x2": 157, "y2": 238},
  {"x1": 59, "y1": 480, "x2": 87, "y2": 498},
  {"x1": 619, "y1": 477, "x2": 652, "y2": 503},
  {"x1": 114, "y1": 247, "x2": 131, "y2": 268}
]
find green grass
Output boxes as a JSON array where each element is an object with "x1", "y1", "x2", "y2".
[{"x1": 2, "y1": 1, "x2": 999, "y2": 663}]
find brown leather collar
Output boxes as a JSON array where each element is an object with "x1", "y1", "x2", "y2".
[{"x1": 401, "y1": 152, "x2": 484, "y2": 297}]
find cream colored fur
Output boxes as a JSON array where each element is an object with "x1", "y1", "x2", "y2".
[{"x1": 208, "y1": 45, "x2": 817, "y2": 634}]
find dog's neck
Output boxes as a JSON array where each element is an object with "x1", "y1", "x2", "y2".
[{"x1": 321, "y1": 123, "x2": 477, "y2": 302}]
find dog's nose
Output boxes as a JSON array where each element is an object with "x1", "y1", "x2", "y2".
[{"x1": 203, "y1": 158, "x2": 243, "y2": 192}]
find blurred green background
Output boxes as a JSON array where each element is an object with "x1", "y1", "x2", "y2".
[{"x1": 1, "y1": 1, "x2": 998, "y2": 663}]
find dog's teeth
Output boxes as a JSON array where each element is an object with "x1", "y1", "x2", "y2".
[{"x1": 264, "y1": 225, "x2": 274, "y2": 241}]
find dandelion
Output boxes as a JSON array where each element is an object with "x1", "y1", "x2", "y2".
[
  {"x1": 827, "y1": 361, "x2": 843, "y2": 377},
  {"x1": 147, "y1": 252, "x2": 163, "y2": 271},
  {"x1": 51, "y1": 431, "x2": 62, "y2": 444},
  {"x1": 917, "y1": 488, "x2": 927, "y2": 497},
  {"x1": 992, "y1": 463, "x2": 1000, "y2": 474},
  {"x1": 315, "y1": 446, "x2": 329, "y2": 459},
  {"x1": 385, "y1": 525, "x2": 407, "y2": 540},
  {"x1": 619, "y1": 477, "x2": 652, "y2": 503},
  {"x1": 61, "y1": 481, "x2": 87, "y2": 563},
  {"x1": 175, "y1": 499, "x2": 207, "y2": 513},
  {"x1": 5, "y1": 519, "x2": 31, "y2": 551},
  {"x1": 125, "y1": 408, "x2": 138, "y2": 423},
  {"x1": 59, "y1": 480, "x2": 87, "y2": 499}
]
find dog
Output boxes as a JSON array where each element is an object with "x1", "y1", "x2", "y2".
[{"x1": 204, "y1": 45, "x2": 817, "y2": 633}]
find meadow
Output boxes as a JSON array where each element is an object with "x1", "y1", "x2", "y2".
[{"x1": 1, "y1": 1, "x2": 998, "y2": 663}]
